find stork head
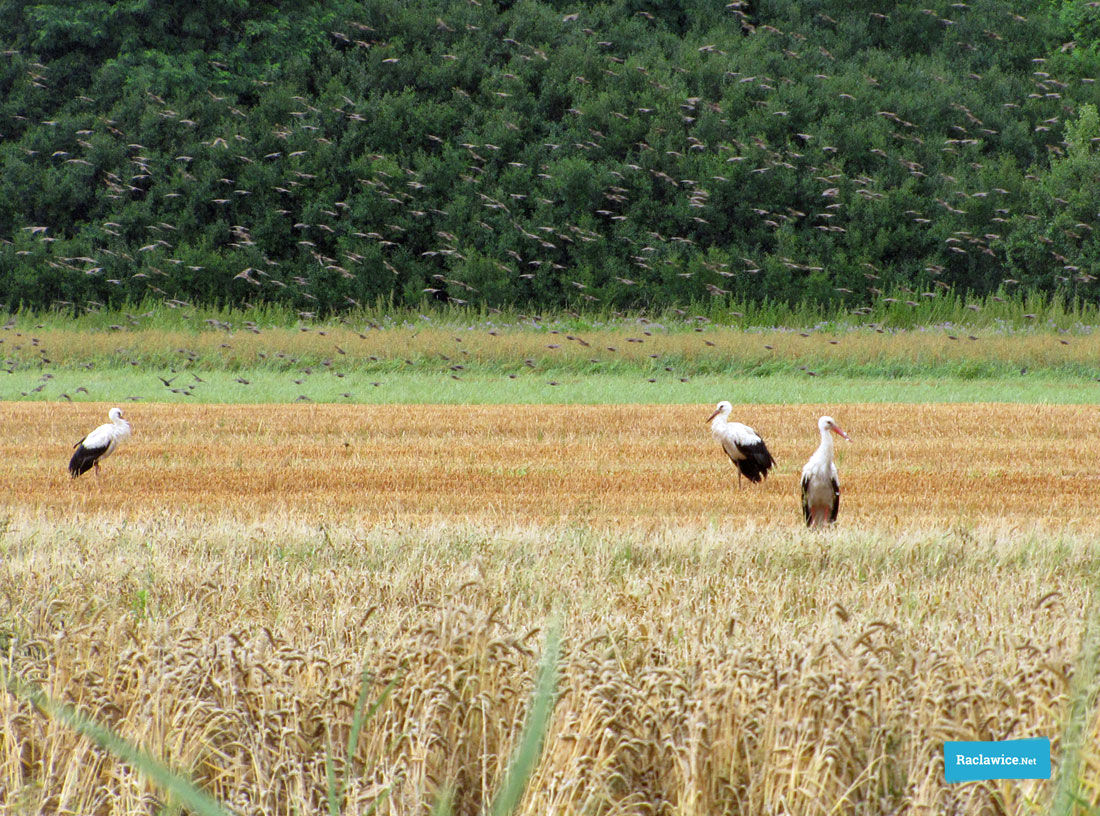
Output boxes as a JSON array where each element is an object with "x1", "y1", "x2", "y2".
[
  {"x1": 819, "y1": 415, "x2": 851, "y2": 442},
  {"x1": 109, "y1": 407, "x2": 124, "y2": 421},
  {"x1": 706, "y1": 400, "x2": 733, "y2": 423}
]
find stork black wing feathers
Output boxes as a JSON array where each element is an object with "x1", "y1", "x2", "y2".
[
  {"x1": 729, "y1": 438, "x2": 776, "y2": 483},
  {"x1": 69, "y1": 439, "x2": 108, "y2": 478}
]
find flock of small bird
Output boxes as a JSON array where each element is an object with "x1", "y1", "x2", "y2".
[
  {"x1": 69, "y1": 399, "x2": 849, "y2": 528},
  {"x1": 7, "y1": 307, "x2": 876, "y2": 406},
  {"x1": 9, "y1": 5, "x2": 1094, "y2": 317}
]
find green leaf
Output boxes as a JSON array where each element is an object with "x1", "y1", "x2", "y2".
[{"x1": 2, "y1": 666, "x2": 232, "y2": 816}]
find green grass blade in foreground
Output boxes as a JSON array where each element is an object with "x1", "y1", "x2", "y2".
[
  {"x1": 326, "y1": 667, "x2": 397, "y2": 816},
  {"x1": 432, "y1": 787, "x2": 455, "y2": 816},
  {"x1": 486, "y1": 619, "x2": 562, "y2": 816},
  {"x1": 325, "y1": 743, "x2": 340, "y2": 816},
  {"x1": 1051, "y1": 583, "x2": 1100, "y2": 815},
  {"x1": 1, "y1": 665, "x2": 231, "y2": 816},
  {"x1": 349, "y1": 669, "x2": 399, "y2": 766}
]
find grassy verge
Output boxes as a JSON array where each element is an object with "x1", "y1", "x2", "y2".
[
  {"x1": 3, "y1": 304, "x2": 1099, "y2": 404},
  {"x1": 5, "y1": 289, "x2": 1097, "y2": 333},
  {"x1": 3, "y1": 367, "x2": 1097, "y2": 404}
]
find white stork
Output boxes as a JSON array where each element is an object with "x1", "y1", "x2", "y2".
[
  {"x1": 801, "y1": 415, "x2": 851, "y2": 527},
  {"x1": 69, "y1": 407, "x2": 131, "y2": 478},
  {"x1": 707, "y1": 400, "x2": 776, "y2": 486}
]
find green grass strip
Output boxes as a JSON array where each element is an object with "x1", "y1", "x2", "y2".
[
  {"x1": 2, "y1": 290, "x2": 1097, "y2": 333},
  {"x1": 3, "y1": 369, "x2": 1097, "y2": 404}
]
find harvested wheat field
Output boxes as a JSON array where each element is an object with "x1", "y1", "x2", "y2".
[
  {"x1": 4, "y1": 401, "x2": 1100, "y2": 529},
  {"x1": 3, "y1": 402, "x2": 1100, "y2": 815}
]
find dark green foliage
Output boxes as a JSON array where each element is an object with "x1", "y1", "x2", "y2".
[{"x1": 2, "y1": 0, "x2": 1100, "y2": 314}]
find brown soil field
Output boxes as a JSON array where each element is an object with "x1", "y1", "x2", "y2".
[{"x1": 4, "y1": 401, "x2": 1099, "y2": 530}]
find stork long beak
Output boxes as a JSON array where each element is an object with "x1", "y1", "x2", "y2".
[
  {"x1": 833, "y1": 426, "x2": 852, "y2": 442},
  {"x1": 706, "y1": 409, "x2": 721, "y2": 423}
]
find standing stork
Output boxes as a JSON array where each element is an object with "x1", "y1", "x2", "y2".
[
  {"x1": 801, "y1": 415, "x2": 851, "y2": 527},
  {"x1": 69, "y1": 407, "x2": 131, "y2": 478},
  {"x1": 707, "y1": 400, "x2": 775, "y2": 486}
]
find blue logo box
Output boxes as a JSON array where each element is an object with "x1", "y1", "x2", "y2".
[{"x1": 944, "y1": 738, "x2": 1051, "y2": 782}]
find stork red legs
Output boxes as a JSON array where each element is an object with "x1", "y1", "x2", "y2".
[
  {"x1": 707, "y1": 400, "x2": 775, "y2": 487},
  {"x1": 69, "y1": 407, "x2": 132, "y2": 478},
  {"x1": 801, "y1": 415, "x2": 851, "y2": 527}
]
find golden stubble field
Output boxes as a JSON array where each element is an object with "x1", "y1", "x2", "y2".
[
  {"x1": 3, "y1": 401, "x2": 1100, "y2": 815},
  {"x1": 4, "y1": 400, "x2": 1100, "y2": 529}
]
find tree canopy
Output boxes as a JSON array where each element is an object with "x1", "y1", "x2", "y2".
[{"x1": 3, "y1": 0, "x2": 1100, "y2": 314}]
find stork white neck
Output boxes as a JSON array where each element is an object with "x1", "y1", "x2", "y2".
[
  {"x1": 811, "y1": 415, "x2": 849, "y2": 464},
  {"x1": 109, "y1": 408, "x2": 131, "y2": 438},
  {"x1": 817, "y1": 419, "x2": 836, "y2": 455},
  {"x1": 708, "y1": 400, "x2": 733, "y2": 429}
]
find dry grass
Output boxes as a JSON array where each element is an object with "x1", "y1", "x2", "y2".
[
  {"x1": 3, "y1": 402, "x2": 1100, "y2": 814},
  {"x1": 9, "y1": 323, "x2": 1100, "y2": 373},
  {"x1": 4, "y1": 402, "x2": 1100, "y2": 529}
]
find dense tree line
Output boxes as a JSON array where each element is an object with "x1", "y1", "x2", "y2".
[{"x1": 2, "y1": 0, "x2": 1100, "y2": 314}]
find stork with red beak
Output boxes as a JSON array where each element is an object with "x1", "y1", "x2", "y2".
[
  {"x1": 801, "y1": 415, "x2": 851, "y2": 527},
  {"x1": 707, "y1": 400, "x2": 775, "y2": 487}
]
